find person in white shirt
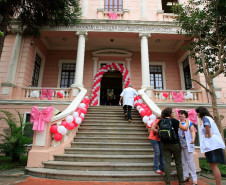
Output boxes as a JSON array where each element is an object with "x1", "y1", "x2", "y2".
[
  {"x1": 195, "y1": 107, "x2": 225, "y2": 185},
  {"x1": 119, "y1": 84, "x2": 138, "y2": 123}
]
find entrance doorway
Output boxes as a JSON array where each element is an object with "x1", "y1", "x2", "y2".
[{"x1": 100, "y1": 71, "x2": 122, "y2": 106}]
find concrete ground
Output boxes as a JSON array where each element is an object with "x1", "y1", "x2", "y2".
[{"x1": 0, "y1": 168, "x2": 225, "y2": 185}]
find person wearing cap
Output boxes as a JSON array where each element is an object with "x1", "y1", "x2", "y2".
[{"x1": 119, "y1": 84, "x2": 138, "y2": 123}]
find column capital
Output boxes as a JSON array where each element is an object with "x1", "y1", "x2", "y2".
[
  {"x1": 139, "y1": 33, "x2": 151, "y2": 38},
  {"x1": 76, "y1": 31, "x2": 88, "y2": 36},
  {"x1": 92, "y1": 57, "x2": 99, "y2": 61},
  {"x1": 125, "y1": 58, "x2": 132, "y2": 62}
]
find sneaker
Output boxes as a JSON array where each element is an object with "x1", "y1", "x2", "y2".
[
  {"x1": 155, "y1": 170, "x2": 163, "y2": 174},
  {"x1": 128, "y1": 119, "x2": 132, "y2": 123}
]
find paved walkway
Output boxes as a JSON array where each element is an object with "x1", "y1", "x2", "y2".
[{"x1": 0, "y1": 168, "x2": 224, "y2": 185}]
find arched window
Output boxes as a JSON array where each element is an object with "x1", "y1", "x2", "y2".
[{"x1": 104, "y1": 0, "x2": 123, "y2": 12}]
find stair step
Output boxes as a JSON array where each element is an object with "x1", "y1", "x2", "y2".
[
  {"x1": 71, "y1": 142, "x2": 151, "y2": 149},
  {"x1": 74, "y1": 137, "x2": 150, "y2": 143},
  {"x1": 43, "y1": 161, "x2": 176, "y2": 171},
  {"x1": 54, "y1": 154, "x2": 154, "y2": 163},
  {"x1": 26, "y1": 168, "x2": 179, "y2": 182},
  {"x1": 76, "y1": 132, "x2": 148, "y2": 137},
  {"x1": 80, "y1": 123, "x2": 145, "y2": 127},
  {"x1": 65, "y1": 148, "x2": 153, "y2": 155},
  {"x1": 78, "y1": 127, "x2": 147, "y2": 132}
]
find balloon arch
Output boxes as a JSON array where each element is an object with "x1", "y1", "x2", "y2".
[{"x1": 90, "y1": 63, "x2": 131, "y2": 106}]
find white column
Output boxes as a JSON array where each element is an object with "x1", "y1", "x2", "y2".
[
  {"x1": 92, "y1": 57, "x2": 99, "y2": 79},
  {"x1": 125, "y1": 57, "x2": 131, "y2": 77},
  {"x1": 139, "y1": 33, "x2": 151, "y2": 89},
  {"x1": 6, "y1": 33, "x2": 22, "y2": 84},
  {"x1": 82, "y1": 0, "x2": 88, "y2": 17},
  {"x1": 140, "y1": 0, "x2": 146, "y2": 19},
  {"x1": 72, "y1": 31, "x2": 87, "y2": 88}
]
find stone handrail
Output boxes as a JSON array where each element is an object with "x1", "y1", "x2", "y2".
[
  {"x1": 163, "y1": 13, "x2": 177, "y2": 21},
  {"x1": 138, "y1": 88, "x2": 162, "y2": 116},
  {"x1": 27, "y1": 87, "x2": 87, "y2": 168}
]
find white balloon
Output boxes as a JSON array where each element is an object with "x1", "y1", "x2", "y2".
[
  {"x1": 76, "y1": 117, "x2": 82, "y2": 124},
  {"x1": 139, "y1": 108, "x2": 144, "y2": 113},
  {"x1": 79, "y1": 103, "x2": 86, "y2": 108},
  {"x1": 149, "y1": 114, "x2": 157, "y2": 122},
  {"x1": 34, "y1": 91, "x2": 39, "y2": 97},
  {"x1": 147, "y1": 120, "x2": 152, "y2": 127},
  {"x1": 142, "y1": 116, "x2": 149, "y2": 123},
  {"x1": 60, "y1": 90, "x2": 64, "y2": 95},
  {"x1": 57, "y1": 125, "x2": 67, "y2": 135},
  {"x1": 80, "y1": 113, "x2": 85, "y2": 118},
  {"x1": 138, "y1": 99, "x2": 143, "y2": 103},
  {"x1": 161, "y1": 96, "x2": 166, "y2": 100},
  {"x1": 134, "y1": 100, "x2": 138, "y2": 105},
  {"x1": 30, "y1": 91, "x2": 35, "y2": 98},
  {"x1": 136, "y1": 106, "x2": 141, "y2": 110},
  {"x1": 73, "y1": 112, "x2": 79, "y2": 118},
  {"x1": 66, "y1": 115, "x2": 74, "y2": 123}
]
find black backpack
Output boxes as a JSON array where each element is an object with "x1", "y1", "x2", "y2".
[{"x1": 158, "y1": 118, "x2": 178, "y2": 143}]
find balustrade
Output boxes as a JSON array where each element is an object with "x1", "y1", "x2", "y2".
[
  {"x1": 153, "y1": 90, "x2": 203, "y2": 103},
  {"x1": 22, "y1": 87, "x2": 72, "y2": 100}
]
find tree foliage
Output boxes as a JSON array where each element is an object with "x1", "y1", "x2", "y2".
[
  {"x1": 172, "y1": 0, "x2": 226, "y2": 136},
  {"x1": 0, "y1": 110, "x2": 32, "y2": 161},
  {"x1": 173, "y1": 0, "x2": 225, "y2": 78},
  {"x1": 0, "y1": 0, "x2": 81, "y2": 56}
]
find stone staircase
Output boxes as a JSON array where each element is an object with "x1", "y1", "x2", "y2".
[{"x1": 26, "y1": 106, "x2": 176, "y2": 181}]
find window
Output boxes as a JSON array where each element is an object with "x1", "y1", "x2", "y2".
[
  {"x1": 104, "y1": 0, "x2": 123, "y2": 12},
  {"x1": 23, "y1": 113, "x2": 34, "y2": 144},
  {"x1": 60, "y1": 63, "x2": 76, "y2": 88},
  {"x1": 150, "y1": 65, "x2": 163, "y2": 90},
  {"x1": 31, "y1": 54, "x2": 42, "y2": 87},
  {"x1": 182, "y1": 58, "x2": 192, "y2": 90},
  {"x1": 162, "y1": 0, "x2": 178, "y2": 13}
]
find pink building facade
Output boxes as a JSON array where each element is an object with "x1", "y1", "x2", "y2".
[{"x1": 0, "y1": 0, "x2": 225, "y2": 170}]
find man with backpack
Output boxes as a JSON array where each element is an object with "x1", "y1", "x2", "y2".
[{"x1": 152, "y1": 107, "x2": 189, "y2": 185}]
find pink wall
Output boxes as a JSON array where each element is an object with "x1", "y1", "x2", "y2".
[{"x1": 150, "y1": 52, "x2": 181, "y2": 90}]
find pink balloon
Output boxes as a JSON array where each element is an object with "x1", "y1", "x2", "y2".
[
  {"x1": 54, "y1": 133, "x2": 62, "y2": 141},
  {"x1": 135, "y1": 102, "x2": 141, "y2": 107},
  {"x1": 146, "y1": 110, "x2": 152, "y2": 116},
  {"x1": 50, "y1": 125, "x2": 58, "y2": 134},
  {"x1": 140, "y1": 110, "x2": 147, "y2": 117},
  {"x1": 81, "y1": 108, "x2": 87, "y2": 114},
  {"x1": 61, "y1": 120, "x2": 68, "y2": 128},
  {"x1": 67, "y1": 123, "x2": 75, "y2": 130}
]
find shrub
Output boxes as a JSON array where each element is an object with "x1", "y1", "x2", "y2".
[{"x1": 0, "y1": 110, "x2": 31, "y2": 161}]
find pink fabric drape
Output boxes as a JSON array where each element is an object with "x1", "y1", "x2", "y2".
[
  {"x1": 172, "y1": 91, "x2": 184, "y2": 102},
  {"x1": 30, "y1": 106, "x2": 54, "y2": 132},
  {"x1": 40, "y1": 88, "x2": 52, "y2": 100},
  {"x1": 175, "y1": 108, "x2": 198, "y2": 125},
  {"x1": 109, "y1": 11, "x2": 118, "y2": 20}
]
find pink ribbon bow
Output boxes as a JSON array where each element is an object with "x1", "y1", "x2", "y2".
[
  {"x1": 40, "y1": 88, "x2": 52, "y2": 100},
  {"x1": 30, "y1": 106, "x2": 54, "y2": 132},
  {"x1": 109, "y1": 11, "x2": 118, "y2": 20},
  {"x1": 172, "y1": 91, "x2": 184, "y2": 102}
]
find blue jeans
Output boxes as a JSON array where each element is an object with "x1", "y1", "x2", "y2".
[{"x1": 150, "y1": 140, "x2": 165, "y2": 171}]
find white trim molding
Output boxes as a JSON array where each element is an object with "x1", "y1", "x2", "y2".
[
  {"x1": 57, "y1": 60, "x2": 76, "y2": 88},
  {"x1": 149, "y1": 61, "x2": 166, "y2": 90},
  {"x1": 92, "y1": 49, "x2": 132, "y2": 57},
  {"x1": 178, "y1": 52, "x2": 193, "y2": 90},
  {"x1": 30, "y1": 48, "x2": 46, "y2": 87}
]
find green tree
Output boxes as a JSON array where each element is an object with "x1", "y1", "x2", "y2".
[
  {"x1": 0, "y1": 0, "x2": 81, "y2": 57},
  {"x1": 173, "y1": 0, "x2": 226, "y2": 137},
  {"x1": 0, "y1": 110, "x2": 31, "y2": 161}
]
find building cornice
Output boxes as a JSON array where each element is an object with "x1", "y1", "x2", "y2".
[{"x1": 41, "y1": 19, "x2": 180, "y2": 34}]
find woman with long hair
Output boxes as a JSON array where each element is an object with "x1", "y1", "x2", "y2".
[{"x1": 195, "y1": 107, "x2": 225, "y2": 185}]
